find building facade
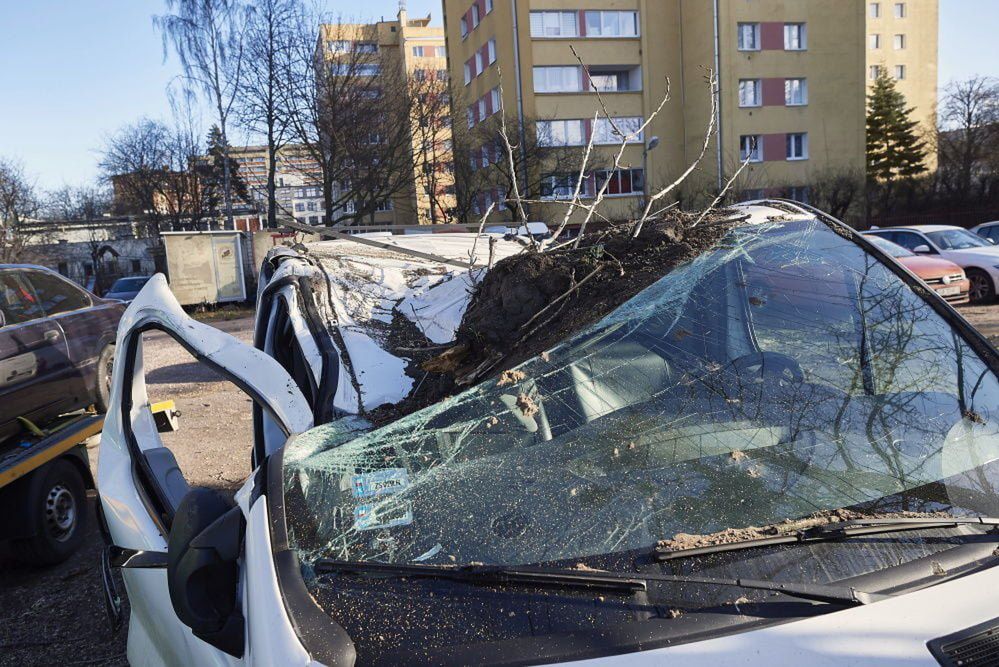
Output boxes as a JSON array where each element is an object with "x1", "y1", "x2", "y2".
[
  {"x1": 866, "y1": 0, "x2": 939, "y2": 165},
  {"x1": 317, "y1": 10, "x2": 457, "y2": 226},
  {"x1": 444, "y1": 0, "x2": 876, "y2": 221}
]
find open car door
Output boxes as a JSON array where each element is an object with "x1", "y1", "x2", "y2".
[{"x1": 96, "y1": 275, "x2": 314, "y2": 666}]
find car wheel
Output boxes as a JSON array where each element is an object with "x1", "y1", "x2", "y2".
[
  {"x1": 966, "y1": 269, "x2": 995, "y2": 304},
  {"x1": 11, "y1": 460, "x2": 88, "y2": 565},
  {"x1": 94, "y1": 344, "x2": 115, "y2": 413}
]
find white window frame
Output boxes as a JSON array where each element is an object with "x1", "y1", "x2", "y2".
[
  {"x1": 328, "y1": 40, "x2": 351, "y2": 54},
  {"x1": 488, "y1": 38, "x2": 497, "y2": 64},
  {"x1": 870, "y1": 2, "x2": 881, "y2": 18},
  {"x1": 594, "y1": 168, "x2": 645, "y2": 197},
  {"x1": 478, "y1": 97, "x2": 488, "y2": 121},
  {"x1": 584, "y1": 11, "x2": 640, "y2": 37},
  {"x1": 467, "y1": 106, "x2": 475, "y2": 129},
  {"x1": 740, "y1": 135, "x2": 762, "y2": 162},
  {"x1": 475, "y1": 51, "x2": 484, "y2": 74},
  {"x1": 895, "y1": 64, "x2": 906, "y2": 80},
  {"x1": 870, "y1": 33, "x2": 881, "y2": 49},
  {"x1": 784, "y1": 23, "x2": 807, "y2": 51},
  {"x1": 490, "y1": 88, "x2": 501, "y2": 114},
  {"x1": 738, "y1": 23, "x2": 760, "y2": 51},
  {"x1": 463, "y1": 62, "x2": 472, "y2": 85},
  {"x1": 592, "y1": 117, "x2": 644, "y2": 145},
  {"x1": 894, "y1": 2, "x2": 906, "y2": 18},
  {"x1": 537, "y1": 119, "x2": 586, "y2": 147},
  {"x1": 485, "y1": 0, "x2": 493, "y2": 14},
  {"x1": 869, "y1": 65, "x2": 882, "y2": 80},
  {"x1": 533, "y1": 66, "x2": 583, "y2": 93},
  {"x1": 785, "y1": 78, "x2": 808, "y2": 106},
  {"x1": 354, "y1": 42, "x2": 377, "y2": 54},
  {"x1": 460, "y1": 16, "x2": 468, "y2": 38},
  {"x1": 529, "y1": 11, "x2": 579, "y2": 38},
  {"x1": 471, "y1": 3, "x2": 480, "y2": 27},
  {"x1": 894, "y1": 33, "x2": 906, "y2": 49},
  {"x1": 738, "y1": 79, "x2": 762, "y2": 107},
  {"x1": 786, "y1": 133, "x2": 809, "y2": 160}
]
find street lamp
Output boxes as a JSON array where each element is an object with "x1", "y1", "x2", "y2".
[{"x1": 642, "y1": 136, "x2": 660, "y2": 209}]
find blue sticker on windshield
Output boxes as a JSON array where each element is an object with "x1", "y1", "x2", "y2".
[
  {"x1": 351, "y1": 468, "x2": 410, "y2": 499},
  {"x1": 354, "y1": 501, "x2": 414, "y2": 531}
]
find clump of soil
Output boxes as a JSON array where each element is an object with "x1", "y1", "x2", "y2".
[
  {"x1": 657, "y1": 509, "x2": 956, "y2": 554},
  {"x1": 427, "y1": 212, "x2": 737, "y2": 389}
]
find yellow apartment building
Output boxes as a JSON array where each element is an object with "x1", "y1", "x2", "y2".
[
  {"x1": 318, "y1": 9, "x2": 457, "y2": 226},
  {"x1": 443, "y1": 0, "x2": 878, "y2": 222},
  {"x1": 866, "y1": 0, "x2": 939, "y2": 167}
]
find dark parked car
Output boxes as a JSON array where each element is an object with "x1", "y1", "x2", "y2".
[
  {"x1": 0, "y1": 265, "x2": 125, "y2": 443},
  {"x1": 103, "y1": 275, "x2": 151, "y2": 302}
]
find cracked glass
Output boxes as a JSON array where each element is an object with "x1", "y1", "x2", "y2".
[{"x1": 283, "y1": 218, "x2": 999, "y2": 572}]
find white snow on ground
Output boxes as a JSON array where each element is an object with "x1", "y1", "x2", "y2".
[{"x1": 306, "y1": 233, "x2": 524, "y2": 412}]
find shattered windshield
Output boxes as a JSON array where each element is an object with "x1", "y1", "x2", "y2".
[{"x1": 284, "y1": 218, "x2": 999, "y2": 570}]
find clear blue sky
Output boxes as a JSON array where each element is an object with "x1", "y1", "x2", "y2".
[{"x1": 0, "y1": 0, "x2": 994, "y2": 191}]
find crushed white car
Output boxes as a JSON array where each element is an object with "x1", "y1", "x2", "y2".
[{"x1": 97, "y1": 202, "x2": 999, "y2": 666}]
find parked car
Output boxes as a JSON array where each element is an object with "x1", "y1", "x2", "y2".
[
  {"x1": 103, "y1": 275, "x2": 151, "y2": 302},
  {"x1": 862, "y1": 233, "x2": 970, "y2": 304},
  {"x1": 864, "y1": 224, "x2": 999, "y2": 302},
  {"x1": 0, "y1": 265, "x2": 124, "y2": 444},
  {"x1": 970, "y1": 220, "x2": 999, "y2": 244},
  {"x1": 98, "y1": 202, "x2": 999, "y2": 666}
]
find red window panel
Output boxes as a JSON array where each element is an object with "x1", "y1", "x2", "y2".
[
  {"x1": 477, "y1": 0, "x2": 486, "y2": 18},
  {"x1": 761, "y1": 78, "x2": 786, "y2": 106},
  {"x1": 578, "y1": 10, "x2": 588, "y2": 36},
  {"x1": 760, "y1": 22, "x2": 784, "y2": 50},
  {"x1": 480, "y1": 44, "x2": 490, "y2": 68},
  {"x1": 762, "y1": 133, "x2": 787, "y2": 161},
  {"x1": 466, "y1": 56, "x2": 476, "y2": 78}
]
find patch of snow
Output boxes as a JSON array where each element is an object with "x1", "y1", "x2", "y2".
[{"x1": 400, "y1": 272, "x2": 479, "y2": 344}]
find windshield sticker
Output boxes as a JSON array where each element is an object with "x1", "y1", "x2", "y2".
[
  {"x1": 351, "y1": 468, "x2": 410, "y2": 498},
  {"x1": 354, "y1": 501, "x2": 414, "y2": 531}
]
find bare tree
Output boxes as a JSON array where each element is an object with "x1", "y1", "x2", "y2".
[
  {"x1": 0, "y1": 157, "x2": 41, "y2": 262},
  {"x1": 408, "y1": 69, "x2": 456, "y2": 224},
  {"x1": 155, "y1": 0, "x2": 249, "y2": 230},
  {"x1": 937, "y1": 76, "x2": 999, "y2": 202},
  {"x1": 807, "y1": 168, "x2": 866, "y2": 223},
  {"x1": 238, "y1": 0, "x2": 299, "y2": 228},
  {"x1": 98, "y1": 118, "x2": 171, "y2": 233},
  {"x1": 283, "y1": 16, "x2": 425, "y2": 228},
  {"x1": 43, "y1": 184, "x2": 111, "y2": 222}
]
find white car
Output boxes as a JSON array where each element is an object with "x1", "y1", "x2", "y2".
[
  {"x1": 97, "y1": 202, "x2": 999, "y2": 666},
  {"x1": 971, "y1": 220, "x2": 999, "y2": 245},
  {"x1": 865, "y1": 224, "x2": 999, "y2": 303}
]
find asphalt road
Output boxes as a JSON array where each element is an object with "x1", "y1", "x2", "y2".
[
  {"x1": 0, "y1": 316, "x2": 257, "y2": 667},
  {"x1": 3, "y1": 304, "x2": 999, "y2": 666}
]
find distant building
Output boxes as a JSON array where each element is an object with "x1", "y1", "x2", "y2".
[
  {"x1": 318, "y1": 8, "x2": 457, "y2": 226},
  {"x1": 442, "y1": 0, "x2": 937, "y2": 218}
]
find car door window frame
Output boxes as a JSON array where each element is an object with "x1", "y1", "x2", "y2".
[{"x1": 24, "y1": 269, "x2": 92, "y2": 316}]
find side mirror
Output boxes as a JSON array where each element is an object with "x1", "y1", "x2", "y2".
[
  {"x1": 168, "y1": 488, "x2": 245, "y2": 657},
  {"x1": 913, "y1": 245, "x2": 932, "y2": 254}
]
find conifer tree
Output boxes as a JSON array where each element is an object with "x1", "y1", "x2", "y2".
[{"x1": 866, "y1": 68, "x2": 927, "y2": 181}]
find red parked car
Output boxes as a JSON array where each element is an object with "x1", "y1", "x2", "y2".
[{"x1": 863, "y1": 233, "x2": 970, "y2": 305}]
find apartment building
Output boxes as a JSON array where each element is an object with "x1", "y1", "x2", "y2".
[
  {"x1": 443, "y1": 0, "x2": 870, "y2": 221},
  {"x1": 866, "y1": 0, "x2": 939, "y2": 164},
  {"x1": 317, "y1": 10, "x2": 457, "y2": 226}
]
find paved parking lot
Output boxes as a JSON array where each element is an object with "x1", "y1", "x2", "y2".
[{"x1": 3, "y1": 304, "x2": 999, "y2": 666}]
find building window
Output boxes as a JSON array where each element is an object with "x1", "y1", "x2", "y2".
[
  {"x1": 541, "y1": 173, "x2": 593, "y2": 200},
  {"x1": 332, "y1": 63, "x2": 379, "y2": 76},
  {"x1": 870, "y1": 2, "x2": 881, "y2": 18},
  {"x1": 375, "y1": 200, "x2": 393, "y2": 212},
  {"x1": 328, "y1": 40, "x2": 351, "y2": 54},
  {"x1": 589, "y1": 66, "x2": 641, "y2": 92},
  {"x1": 595, "y1": 168, "x2": 645, "y2": 196},
  {"x1": 460, "y1": 16, "x2": 468, "y2": 38},
  {"x1": 787, "y1": 133, "x2": 808, "y2": 160},
  {"x1": 738, "y1": 23, "x2": 760, "y2": 50},
  {"x1": 738, "y1": 79, "x2": 761, "y2": 107},
  {"x1": 463, "y1": 62, "x2": 472, "y2": 85},
  {"x1": 894, "y1": 33, "x2": 906, "y2": 49},
  {"x1": 529, "y1": 11, "x2": 579, "y2": 38},
  {"x1": 478, "y1": 97, "x2": 487, "y2": 120},
  {"x1": 485, "y1": 0, "x2": 493, "y2": 13},
  {"x1": 533, "y1": 66, "x2": 582, "y2": 93},
  {"x1": 787, "y1": 186, "x2": 810, "y2": 203},
  {"x1": 592, "y1": 117, "x2": 644, "y2": 144},
  {"x1": 784, "y1": 23, "x2": 806, "y2": 50},
  {"x1": 475, "y1": 51, "x2": 484, "y2": 74},
  {"x1": 354, "y1": 42, "x2": 377, "y2": 54},
  {"x1": 869, "y1": 65, "x2": 882, "y2": 79},
  {"x1": 490, "y1": 87, "x2": 501, "y2": 113},
  {"x1": 869, "y1": 34, "x2": 881, "y2": 49},
  {"x1": 895, "y1": 64, "x2": 906, "y2": 80},
  {"x1": 584, "y1": 11, "x2": 640, "y2": 37},
  {"x1": 894, "y1": 2, "x2": 906, "y2": 18},
  {"x1": 295, "y1": 202, "x2": 306, "y2": 212},
  {"x1": 467, "y1": 106, "x2": 476, "y2": 128},
  {"x1": 488, "y1": 38, "x2": 497, "y2": 64},
  {"x1": 785, "y1": 78, "x2": 808, "y2": 105},
  {"x1": 740, "y1": 135, "x2": 762, "y2": 162},
  {"x1": 471, "y1": 3, "x2": 480, "y2": 27},
  {"x1": 537, "y1": 119, "x2": 585, "y2": 147}
]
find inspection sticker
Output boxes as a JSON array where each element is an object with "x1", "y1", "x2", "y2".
[
  {"x1": 354, "y1": 501, "x2": 414, "y2": 531},
  {"x1": 351, "y1": 468, "x2": 410, "y2": 499}
]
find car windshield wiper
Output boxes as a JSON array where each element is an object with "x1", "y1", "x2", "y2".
[
  {"x1": 655, "y1": 516, "x2": 999, "y2": 562},
  {"x1": 313, "y1": 559, "x2": 886, "y2": 606}
]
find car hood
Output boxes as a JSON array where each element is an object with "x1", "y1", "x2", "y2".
[{"x1": 897, "y1": 255, "x2": 965, "y2": 278}]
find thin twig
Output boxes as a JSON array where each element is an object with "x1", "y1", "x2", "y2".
[
  {"x1": 632, "y1": 71, "x2": 718, "y2": 238},
  {"x1": 467, "y1": 202, "x2": 495, "y2": 269},
  {"x1": 518, "y1": 263, "x2": 605, "y2": 333},
  {"x1": 691, "y1": 146, "x2": 755, "y2": 227},
  {"x1": 550, "y1": 110, "x2": 600, "y2": 244}
]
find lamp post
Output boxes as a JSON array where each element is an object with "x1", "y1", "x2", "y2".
[{"x1": 642, "y1": 135, "x2": 660, "y2": 210}]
